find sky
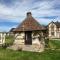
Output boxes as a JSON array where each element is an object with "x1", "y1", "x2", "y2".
[{"x1": 0, "y1": 0, "x2": 60, "y2": 32}]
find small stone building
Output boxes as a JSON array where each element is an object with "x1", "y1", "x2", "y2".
[
  {"x1": 48, "y1": 21, "x2": 60, "y2": 38},
  {"x1": 11, "y1": 12, "x2": 47, "y2": 52}
]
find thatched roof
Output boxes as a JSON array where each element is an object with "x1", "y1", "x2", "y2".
[{"x1": 13, "y1": 12, "x2": 46, "y2": 32}]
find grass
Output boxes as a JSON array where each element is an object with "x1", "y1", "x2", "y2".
[
  {"x1": 49, "y1": 40, "x2": 60, "y2": 49},
  {"x1": 0, "y1": 47, "x2": 59, "y2": 60},
  {"x1": 0, "y1": 39, "x2": 60, "y2": 60}
]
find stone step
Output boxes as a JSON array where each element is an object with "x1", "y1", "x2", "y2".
[
  {"x1": 7, "y1": 44, "x2": 44, "y2": 52},
  {"x1": 22, "y1": 45, "x2": 44, "y2": 52}
]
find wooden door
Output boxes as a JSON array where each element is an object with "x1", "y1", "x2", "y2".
[{"x1": 25, "y1": 31, "x2": 32, "y2": 45}]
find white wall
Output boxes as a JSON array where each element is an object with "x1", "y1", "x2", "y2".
[
  {"x1": 0, "y1": 33, "x2": 6, "y2": 45},
  {"x1": 48, "y1": 23, "x2": 60, "y2": 38},
  {"x1": 14, "y1": 32, "x2": 25, "y2": 45}
]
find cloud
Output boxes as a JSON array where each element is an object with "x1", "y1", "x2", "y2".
[
  {"x1": 0, "y1": 0, "x2": 60, "y2": 31},
  {"x1": 38, "y1": 16, "x2": 58, "y2": 19}
]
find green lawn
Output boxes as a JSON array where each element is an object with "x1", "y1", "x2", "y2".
[
  {"x1": 0, "y1": 39, "x2": 60, "y2": 60},
  {"x1": 0, "y1": 48, "x2": 59, "y2": 60},
  {"x1": 49, "y1": 40, "x2": 60, "y2": 49}
]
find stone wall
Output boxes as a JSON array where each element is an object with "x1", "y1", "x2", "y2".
[
  {"x1": 14, "y1": 32, "x2": 25, "y2": 45},
  {"x1": 14, "y1": 32, "x2": 42, "y2": 45},
  {"x1": 10, "y1": 32, "x2": 45, "y2": 52}
]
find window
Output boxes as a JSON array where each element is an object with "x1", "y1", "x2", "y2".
[
  {"x1": 51, "y1": 25, "x2": 54, "y2": 31},
  {"x1": 51, "y1": 32, "x2": 54, "y2": 36},
  {"x1": 57, "y1": 28, "x2": 59, "y2": 31}
]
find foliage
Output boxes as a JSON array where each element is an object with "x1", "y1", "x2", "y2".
[
  {"x1": 2, "y1": 35, "x2": 14, "y2": 48},
  {"x1": 44, "y1": 37, "x2": 49, "y2": 48}
]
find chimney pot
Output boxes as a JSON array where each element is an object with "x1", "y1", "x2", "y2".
[{"x1": 27, "y1": 12, "x2": 32, "y2": 17}]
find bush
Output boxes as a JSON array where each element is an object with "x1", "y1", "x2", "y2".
[
  {"x1": 44, "y1": 37, "x2": 49, "y2": 48},
  {"x1": 2, "y1": 35, "x2": 14, "y2": 48},
  {"x1": 2, "y1": 43, "x2": 9, "y2": 49}
]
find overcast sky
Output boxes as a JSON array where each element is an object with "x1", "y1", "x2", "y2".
[{"x1": 0, "y1": 0, "x2": 60, "y2": 32}]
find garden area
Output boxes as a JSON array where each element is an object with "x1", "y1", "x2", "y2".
[
  {"x1": 0, "y1": 47, "x2": 60, "y2": 60},
  {"x1": 0, "y1": 38, "x2": 60, "y2": 60}
]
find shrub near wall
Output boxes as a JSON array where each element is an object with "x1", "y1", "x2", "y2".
[
  {"x1": 3, "y1": 35, "x2": 14, "y2": 48},
  {"x1": 44, "y1": 37, "x2": 49, "y2": 48}
]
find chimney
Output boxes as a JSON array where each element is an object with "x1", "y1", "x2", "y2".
[{"x1": 27, "y1": 12, "x2": 32, "y2": 17}]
